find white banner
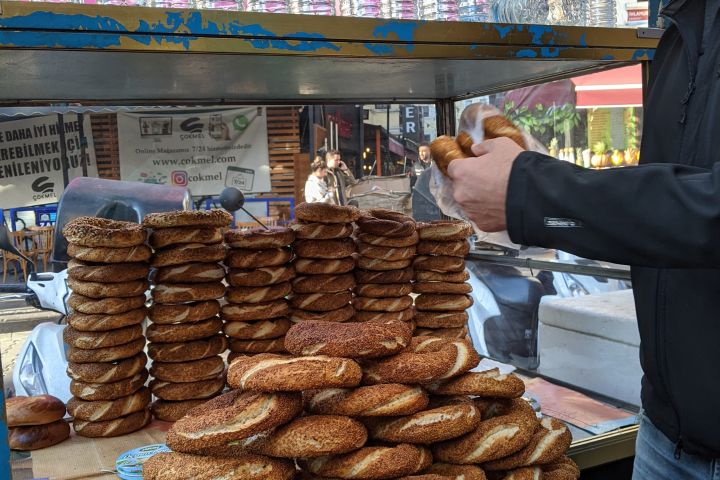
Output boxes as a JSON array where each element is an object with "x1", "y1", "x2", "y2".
[
  {"x1": 0, "y1": 114, "x2": 98, "y2": 207},
  {"x1": 118, "y1": 108, "x2": 271, "y2": 196}
]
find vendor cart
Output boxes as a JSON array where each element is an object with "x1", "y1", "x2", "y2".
[{"x1": 0, "y1": 2, "x2": 658, "y2": 478}]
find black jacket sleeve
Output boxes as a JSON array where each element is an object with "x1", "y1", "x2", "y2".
[{"x1": 506, "y1": 151, "x2": 720, "y2": 268}]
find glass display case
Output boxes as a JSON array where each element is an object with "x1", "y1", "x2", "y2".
[{"x1": 0, "y1": 1, "x2": 659, "y2": 474}]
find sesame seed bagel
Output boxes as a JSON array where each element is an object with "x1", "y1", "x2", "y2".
[
  {"x1": 354, "y1": 307, "x2": 415, "y2": 323},
  {"x1": 413, "y1": 255, "x2": 466, "y2": 273},
  {"x1": 426, "y1": 368, "x2": 525, "y2": 398},
  {"x1": 151, "y1": 282, "x2": 225, "y2": 303},
  {"x1": 143, "y1": 209, "x2": 233, "y2": 229},
  {"x1": 304, "y1": 384, "x2": 429, "y2": 417},
  {"x1": 353, "y1": 296, "x2": 414, "y2": 312},
  {"x1": 151, "y1": 243, "x2": 227, "y2": 267},
  {"x1": 67, "y1": 337, "x2": 145, "y2": 364},
  {"x1": 63, "y1": 217, "x2": 147, "y2": 248},
  {"x1": 357, "y1": 256, "x2": 413, "y2": 272},
  {"x1": 227, "y1": 354, "x2": 362, "y2": 391},
  {"x1": 413, "y1": 282, "x2": 473, "y2": 295},
  {"x1": 542, "y1": 456, "x2": 581, "y2": 480},
  {"x1": 154, "y1": 263, "x2": 225, "y2": 284},
  {"x1": 484, "y1": 416, "x2": 572, "y2": 471},
  {"x1": 150, "y1": 399, "x2": 207, "y2": 422},
  {"x1": 68, "y1": 278, "x2": 149, "y2": 299},
  {"x1": 294, "y1": 239, "x2": 356, "y2": 260},
  {"x1": 415, "y1": 270, "x2": 471, "y2": 283},
  {"x1": 67, "y1": 387, "x2": 151, "y2": 422},
  {"x1": 148, "y1": 335, "x2": 227, "y2": 363},
  {"x1": 68, "y1": 293, "x2": 146, "y2": 315},
  {"x1": 356, "y1": 208, "x2": 417, "y2": 238},
  {"x1": 300, "y1": 443, "x2": 431, "y2": 479},
  {"x1": 417, "y1": 240, "x2": 471, "y2": 257},
  {"x1": 150, "y1": 227, "x2": 223, "y2": 249},
  {"x1": 226, "y1": 248, "x2": 293, "y2": 269},
  {"x1": 148, "y1": 300, "x2": 220, "y2": 324},
  {"x1": 142, "y1": 452, "x2": 295, "y2": 480},
  {"x1": 295, "y1": 202, "x2": 360, "y2": 224},
  {"x1": 227, "y1": 266, "x2": 296, "y2": 287},
  {"x1": 363, "y1": 337, "x2": 479, "y2": 385},
  {"x1": 150, "y1": 375, "x2": 226, "y2": 401},
  {"x1": 290, "y1": 305, "x2": 355, "y2": 323},
  {"x1": 63, "y1": 324, "x2": 143, "y2": 350},
  {"x1": 291, "y1": 274, "x2": 355, "y2": 294},
  {"x1": 166, "y1": 389, "x2": 302, "y2": 453},
  {"x1": 73, "y1": 408, "x2": 151, "y2": 438},
  {"x1": 414, "y1": 310, "x2": 468, "y2": 329},
  {"x1": 224, "y1": 318, "x2": 292, "y2": 340},
  {"x1": 358, "y1": 231, "x2": 420, "y2": 247},
  {"x1": 150, "y1": 356, "x2": 225, "y2": 383},
  {"x1": 291, "y1": 222, "x2": 354, "y2": 240},
  {"x1": 228, "y1": 337, "x2": 287, "y2": 354},
  {"x1": 417, "y1": 221, "x2": 473, "y2": 241},
  {"x1": 222, "y1": 300, "x2": 290, "y2": 321},
  {"x1": 67, "y1": 259, "x2": 149, "y2": 283},
  {"x1": 226, "y1": 282, "x2": 292, "y2": 304},
  {"x1": 285, "y1": 320, "x2": 412, "y2": 359},
  {"x1": 432, "y1": 398, "x2": 538, "y2": 464},
  {"x1": 225, "y1": 227, "x2": 295, "y2": 249},
  {"x1": 70, "y1": 370, "x2": 148, "y2": 401},
  {"x1": 357, "y1": 243, "x2": 416, "y2": 261},
  {"x1": 245, "y1": 415, "x2": 368, "y2": 459},
  {"x1": 295, "y1": 257, "x2": 355, "y2": 275},
  {"x1": 67, "y1": 352, "x2": 147, "y2": 384},
  {"x1": 355, "y1": 267, "x2": 414, "y2": 284},
  {"x1": 415, "y1": 326, "x2": 469, "y2": 339},
  {"x1": 355, "y1": 283, "x2": 413, "y2": 298},
  {"x1": 364, "y1": 397, "x2": 481, "y2": 444},
  {"x1": 415, "y1": 294, "x2": 474, "y2": 312},
  {"x1": 146, "y1": 316, "x2": 222, "y2": 343},
  {"x1": 425, "y1": 463, "x2": 488, "y2": 480},
  {"x1": 67, "y1": 243, "x2": 151, "y2": 264},
  {"x1": 289, "y1": 292, "x2": 352, "y2": 312}
]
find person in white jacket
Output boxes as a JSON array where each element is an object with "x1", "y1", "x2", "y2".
[{"x1": 304, "y1": 158, "x2": 334, "y2": 204}]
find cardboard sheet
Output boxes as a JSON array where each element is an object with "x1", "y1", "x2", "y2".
[{"x1": 11, "y1": 421, "x2": 170, "y2": 480}]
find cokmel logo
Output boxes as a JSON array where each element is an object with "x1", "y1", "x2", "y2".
[
  {"x1": 180, "y1": 118, "x2": 204, "y2": 133},
  {"x1": 32, "y1": 176, "x2": 54, "y2": 194}
]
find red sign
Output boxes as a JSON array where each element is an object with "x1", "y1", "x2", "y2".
[{"x1": 328, "y1": 113, "x2": 353, "y2": 139}]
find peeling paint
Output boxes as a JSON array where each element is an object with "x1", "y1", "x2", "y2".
[
  {"x1": 494, "y1": 24, "x2": 513, "y2": 39},
  {"x1": 364, "y1": 19, "x2": 421, "y2": 54},
  {"x1": 632, "y1": 48, "x2": 654, "y2": 60},
  {"x1": 516, "y1": 49, "x2": 538, "y2": 58}
]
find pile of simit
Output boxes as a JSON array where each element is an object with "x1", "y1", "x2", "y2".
[
  {"x1": 62, "y1": 217, "x2": 151, "y2": 437},
  {"x1": 143, "y1": 210, "x2": 232, "y2": 421},
  {"x1": 223, "y1": 226, "x2": 296, "y2": 360},
  {"x1": 144, "y1": 315, "x2": 579, "y2": 479}
]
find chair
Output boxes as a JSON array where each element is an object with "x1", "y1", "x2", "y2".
[
  {"x1": 2, "y1": 231, "x2": 30, "y2": 282},
  {"x1": 29, "y1": 226, "x2": 54, "y2": 272}
]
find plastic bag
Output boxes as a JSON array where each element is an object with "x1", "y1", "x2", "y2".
[{"x1": 429, "y1": 103, "x2": 547, "y2": 250}]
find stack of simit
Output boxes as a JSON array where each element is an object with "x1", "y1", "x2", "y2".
[
  {"x1": 288, "y1": 203, "x2": 359, "y2": 325},
  {"x1": 353, "y1": 208, "x2": 418, "y2": 330},
  {"x1": 413, "y1": 220, "x2": 474, "y2": 339},
  {"x1": 143, "y1": 210, "x2": 231, "y2": 422},
  {"x1": 62, "y1": 217, "x2": 152, "y2": 437},
  {"x1": 223, "y1": 226, "x2": 296, "y2": 362}
]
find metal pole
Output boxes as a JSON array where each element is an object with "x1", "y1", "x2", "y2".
[
  {"x1": 0, "y1": 351, "x2": 11, "y2": 480},
  {"x1": 375, "y1": 127, "x2": 382, "y2": 176}
]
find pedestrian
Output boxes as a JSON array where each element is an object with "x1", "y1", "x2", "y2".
[
  {"x1": 304, "y1": 158, "x2": 334, "y2": 204},
  {"x1": 409, "y1": 143, "x2": 433, "y2": 188},
  {"x1": 446, "y1": 2, "x2": 720, "y2": 477},
  {"x1": 325, "y1": 149, "x2": 356, "y2": 205}
]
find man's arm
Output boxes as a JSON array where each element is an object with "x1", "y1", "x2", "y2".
[{"x1": 506, "y1": 151, "x2": 720, "y2": 268}]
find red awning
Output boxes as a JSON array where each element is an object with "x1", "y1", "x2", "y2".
[{"x1": 571, "y1": 65, "x2": 643, "y2": 108}]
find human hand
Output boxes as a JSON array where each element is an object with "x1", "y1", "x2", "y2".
[
  {"x1": 339, "y1": 161, "x2": 349, "y2": 171},
  {"x1": 447, "y1": 137, "x2": 524, "y2": 232}
]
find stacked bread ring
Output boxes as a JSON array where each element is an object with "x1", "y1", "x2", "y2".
[
  {"x1": 62, "y1": 217, "x2": 152, "y2": 436},
  {"x1": 289, "y1": 203, "x2": 359, "y2": 325},
  {"x1": 7, "y1": 395, "x2": 70, "y2": 450},
  {"x1": 224, "y1": 226, "x2": 296, "y2": 361},
  {"x1": 413, "y1": 220, "x2": 474, "y2": 339},
  {"x1": 353, "y1": 208, "x2": 417, "y2": 330},
  {"x1": 143, "y1": 210, "x2": 232, "y2": 421}
]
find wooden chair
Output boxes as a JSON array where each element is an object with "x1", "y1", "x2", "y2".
[
  {"x1": 2, "y1": 231, "x2": 30, "y2": 282},
  {"x1": 29, "y1": 226, "x2": 54, "y2": 272}
]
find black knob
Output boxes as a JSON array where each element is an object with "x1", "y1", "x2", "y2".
[{"x1": 219, "y1": 187, "x2": 245, "y2": 213}]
